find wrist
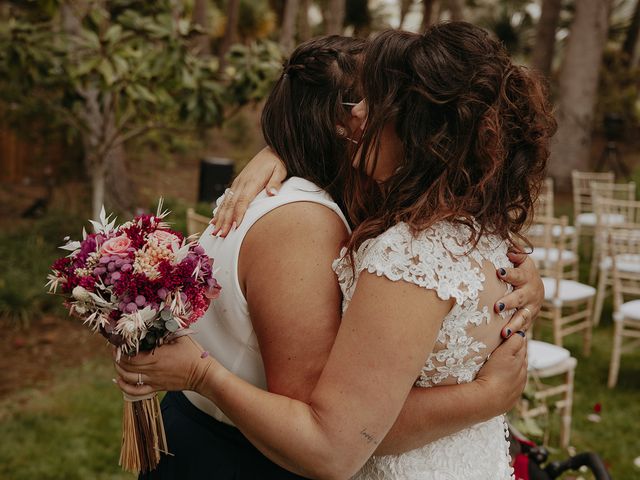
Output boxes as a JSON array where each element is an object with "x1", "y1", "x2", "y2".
[
  {"x1": 471, "y1": 375, "x2": 505, "y2": 418},
  {"x1": 195, "y1": 357, "x2": 226, "y2": 400}
]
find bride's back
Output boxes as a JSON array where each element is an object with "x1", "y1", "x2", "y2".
[{"x1": 335, "y1": 220, "x2": 513, "y2": 387}]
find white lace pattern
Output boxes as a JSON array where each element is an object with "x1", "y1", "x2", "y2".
[{"x1": 333, "y1": 221, "x2": 515, "y2": 479}]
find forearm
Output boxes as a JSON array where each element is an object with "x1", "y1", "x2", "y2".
[
  {"x1": 376, "y1": 381, "x2": 498, "y2": 455},
  {"x1": 199, "y1": 360, "x2": 366, "y2": 480}
]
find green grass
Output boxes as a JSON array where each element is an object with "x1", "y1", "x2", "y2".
[
  {"x1": 0, "y1": 357, "x2": 135, "y2": 480},
  {"x1": 530, "y1": 319, "x2": 640, "y2": 478}
]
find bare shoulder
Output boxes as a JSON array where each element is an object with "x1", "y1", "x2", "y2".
[{"x1": 244, "y1": 201, "x2": 349, "y2": 250}]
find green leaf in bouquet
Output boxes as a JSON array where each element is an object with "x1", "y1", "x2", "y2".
[
  {"x1": 165, "y1": 318, "x2": 179, "y2": 332},
  {"x1": 160, "y1": 309, "x2": 172, "y2": 321},
  {"x1": 152, "y1": 318, "x2": 165, "y2": 329}
]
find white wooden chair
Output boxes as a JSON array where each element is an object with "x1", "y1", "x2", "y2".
[
  {"x1": 529, "y1": 177, "x2": 576, "y2": 242},
  {"x1": 592, "y1": 198, "x2": 640, "y2": 326},
  {"x1": 571, "y1": 170, "x2": 614, "y2": 238},
  {"x1": 530, "y1": 216, "x2": 595, "y2": 355},
  {"x1": 527, "y1": 214, "x2": 579, "y2": 282},
  {"x1": 521, "y1": 339, "x2": 577, "y2": 449},
  {"x1": 186, "y1": 208, "x2": 211, "y2": 237},
  {"x1": 607, "y1": 229, "x2": 640, "y2": 388},
  {"x1": 588, "y1": 181, "x2": 636, "y2": 285}
]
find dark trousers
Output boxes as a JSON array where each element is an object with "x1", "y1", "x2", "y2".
[{"x1": 140, "y1": 391, "x2": 310, "y2": 480}]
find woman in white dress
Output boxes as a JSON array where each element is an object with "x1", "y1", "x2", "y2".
[{"x1": 116, "y1": 23, "x2": 555, "y2": 479}]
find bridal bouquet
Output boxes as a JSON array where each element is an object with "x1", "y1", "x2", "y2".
[{"x1": 47, "y1": 202, "x2": 220, "y2": 473}]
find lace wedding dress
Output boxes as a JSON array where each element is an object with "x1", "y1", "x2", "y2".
[{"x1": 333, "y1": 221, "x2": 516, "y2": 480}]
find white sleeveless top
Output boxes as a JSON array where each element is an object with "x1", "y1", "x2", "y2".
[{"x1": 184, "y1": 177, "x2": 350, "y2": 426}]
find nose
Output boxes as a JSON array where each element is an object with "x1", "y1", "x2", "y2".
[
  {"x1": 351, "y1": 100, "x2": 367, "y2": 120},
  {"x1": 351, "y1": 100, "x2": 367, "y2": 131}
]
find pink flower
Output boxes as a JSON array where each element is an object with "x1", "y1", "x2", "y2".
[
  {"x1": 101, "y1": 235, "x2": 132, "y2": 256},
  {"x1": 149, "y1": 230, "x2": 181, "y2": 251}
]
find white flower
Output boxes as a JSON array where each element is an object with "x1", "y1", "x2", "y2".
[
  {"x1": 114, "y1": 306, "x2": 158, "y2": 351},
  {"x1": 72, "y1": 286, "x2": 92, "y2": 302}
]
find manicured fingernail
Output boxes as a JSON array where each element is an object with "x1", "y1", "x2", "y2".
[
  {"x1": 502, "y1": 328, "x2": 512, "y2": 338},
  {"x1": 268, "y1": 187, "x2": 278, "y2": 196},
  {"x1": 499, "y1": 268, "x2": 507, "y2": 277},
  {"x1": 200, "y1": 351, "x2": 210, "y2": 359},
  {"x1": 498, "y1": 302, "x2": 505, "y2": 312},
  {"x1": 231, "y1": 221, "x2": 237, "y2": 232},
  {"x1": 516, "y1": 330, "x2": 526, "y2": 338}
]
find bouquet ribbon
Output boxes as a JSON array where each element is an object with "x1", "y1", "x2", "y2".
[{"x1": 119, "y1": 392, "x2": 169, "y2": 473}]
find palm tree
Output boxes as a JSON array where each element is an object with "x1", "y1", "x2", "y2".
[
  {"x1": 219, "y1": 0, "x2": 241, "y2": 70},
  {"x1": 623, "y1": 0, "x2": 640, "y2": 67},
  {"x1": 531, "y1": 0, "x2": 562, "y2": 77},
  {"x1": 325, "y1": 0, "x2": 345, "y2": 34},
  {"x1": 549, "y1": 0, "x2": 614, "y2": 188},
  {"x1": 280, "y1": 0, "x2": 300, "y2": 53},
  {"x1": 420, "y1": 0, "x2": 438, "y2": 32}
]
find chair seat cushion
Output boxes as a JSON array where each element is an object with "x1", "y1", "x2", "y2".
[
  {"x1": 576, "y1": 212, "x2": 625, "y2": 227},
  {"x1": 531, "y1": 248, "x2": 577, "y2": 264},
  {"x1": 528, "y1": 340, "x2": 571, "y2": 371},
  {"x1": 542, "y1": 277, "x2": 596, "y2": 302},
  {"x1": 527, "y1": 224, "x2": 576, "y2": 237},
  {"x1": 599, "y1": 254, "x2": 640, "y2": 272},
  {"x1": 619, "y1": 300, "x2": 640, "y2": 321}
]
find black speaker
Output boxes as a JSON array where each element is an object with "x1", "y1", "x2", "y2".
[{"x1": 198, "y1": 157, "x2": 234, "y2": 204}]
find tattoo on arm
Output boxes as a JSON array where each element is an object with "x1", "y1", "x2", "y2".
[{"x1": 360, "y1": 428, "x2": 379, "y2": 445}]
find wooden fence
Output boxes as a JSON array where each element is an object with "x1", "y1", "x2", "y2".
[{"x1": 0, "y1": 124, "x2": 70, "y2": 183}]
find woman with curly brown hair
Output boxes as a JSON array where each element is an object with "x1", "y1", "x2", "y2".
[{"x1": 115, "y1": 23, "x2": 555, "y2": 479}]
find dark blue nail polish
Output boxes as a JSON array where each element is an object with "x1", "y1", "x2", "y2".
[
  {"x1": 498, "y1": 302, "x2": 505, "y2": 312},
  {"x1": 499, "y1": 268, "x2": 507, "y2": 277},
  {"x1": 516, "y1": 330, "x2": 526, "y2": 338}
]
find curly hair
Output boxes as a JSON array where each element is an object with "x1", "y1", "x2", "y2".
[
  {"x1": 261, "y1": 35, "x2": 365, "y2": 208},
  {"x1": 345, "y1": 23, "x2": 557, "y2": 255}
]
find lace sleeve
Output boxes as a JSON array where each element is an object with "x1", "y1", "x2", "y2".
[{"x1": 354, "y1": 223, "x2": 485, "y2": 305}]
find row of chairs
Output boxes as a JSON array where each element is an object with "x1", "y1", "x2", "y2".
[
  {"x1": 519, "y1": 171, "x2": 640, "y2": 449},
  {"x1": 531, "y1": 172, "x2": 640, "y2": 384}
]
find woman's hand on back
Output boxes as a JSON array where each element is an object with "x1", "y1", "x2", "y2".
[
  {"x1": 495, "y1": 252, "x2": 543, "y2": 338},
  {"x1": 474, "y1": 333, "x2": 528, "y2": 413},
  {"x1": 212, "y1": 147, "x2": 287, "y2": 237}
]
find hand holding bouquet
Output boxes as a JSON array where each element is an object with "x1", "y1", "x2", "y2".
[{"x1": 47, "y1": 202, "x2": 220, "y2": 473}]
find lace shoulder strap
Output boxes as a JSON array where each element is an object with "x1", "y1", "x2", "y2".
[{"x1": 354, "y1": 222, "x2": 485, "y2": 305}]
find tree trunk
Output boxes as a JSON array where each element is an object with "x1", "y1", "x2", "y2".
[
  {"x1": 81, "y1": 90, "x2": 134, "y2": 217},
  {"x1": 325, "y1": 0, "x2": 345, "y2": 35},
  {"x1": 399, "y1": 0, "x2": 413, "y2": 29},
  {"x1": 104, "y1": 142, "x2": 133, "y2": 216},
  {"x1": 191, "y1": 0, "x2": 211, "y2": 56},
  {"x1": 218, "y1": 0, "x2": 240, "y2": 71},
  {"x1": 531, "y1": 0, "x2": 562, "y2": 77},
  {"x1": 91, "y1": 163, "x2": 106, "y2": 220},
  {"x1": 420, "y1": 0, "x2": 438, "y2": 32},
  {"x1": 549, "y1": 0, "x2": 613, "y2": 189},
  {"x1": 445, "y1": 0, "x2": 463, "y2": 21},
  {"x1": 623, "y1": 0, "x2": 640, "y2": 67},
  {"x1": 280, "y1": 0, "x2": 300, "y2": 54},
  {"x1": 298, "y1": 0, "x2": 311, "y2": 41}
]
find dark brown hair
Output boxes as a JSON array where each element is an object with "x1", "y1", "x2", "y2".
[
  {"x1": 346, "y1": 23, "x2": 556, "y2": 253},
  {"x1": 261, "y1": 35, "x2": 365, "y2": 206}
]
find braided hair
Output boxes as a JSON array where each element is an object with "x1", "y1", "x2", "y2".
[{"x1": 261, "y1": 35, "x2": 365, "y2": 207}]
